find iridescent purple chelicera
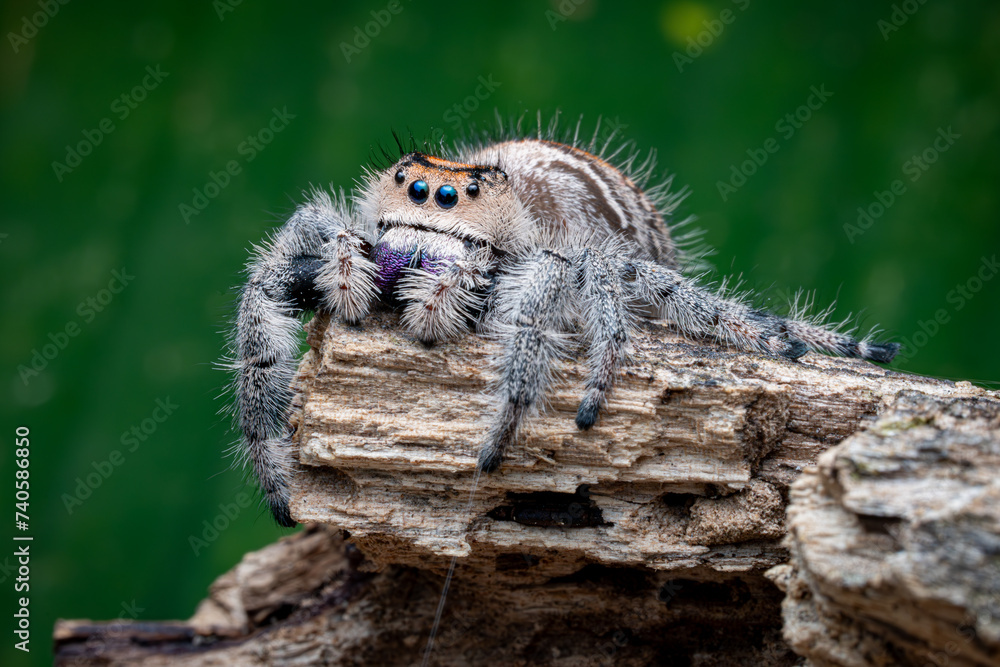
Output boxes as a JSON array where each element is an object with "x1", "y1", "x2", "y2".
[{"x1": 372, "y1": 241, "x2": 456, "y2": 295}]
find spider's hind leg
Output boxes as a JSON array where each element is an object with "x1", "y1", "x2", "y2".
[
  {"x1": 627, "y1": 261, "x2": 899, "y2": 364},
  {"x1": 626, "y1": 260, "x2": 803, "y2": 360},
  {"x1": 779, "y1": 318, "x2": 900, "y2": 362}
]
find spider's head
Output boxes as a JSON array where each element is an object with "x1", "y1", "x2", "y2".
[{"x1": 362, "y1": 152, "x2": 534, "y2": 253}]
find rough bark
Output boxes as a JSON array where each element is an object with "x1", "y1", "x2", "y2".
[
  {"x1": 769, "y1": 392, "x2": 1000, "y2": 667},
  {"x1": 53, "y1": 312, "x2": 997, "y2": 665}
]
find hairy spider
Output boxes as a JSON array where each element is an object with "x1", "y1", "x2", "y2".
[{"x1": 228, "y1": 119, "x2": 900, "y2": 527}]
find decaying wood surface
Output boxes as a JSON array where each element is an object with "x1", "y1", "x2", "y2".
[
  {"x1": 769, "y1": 392, "x2": 1000, "y2": 667},
  {"x1": 289, "y1": 312, "x2": 986, "y2": 581},
  {"x1": 53, "y1": 312, "x2": 998, "y2": 665},
  {"x1": 55, "y1": 525, "x2": 799, "y2": 665}
]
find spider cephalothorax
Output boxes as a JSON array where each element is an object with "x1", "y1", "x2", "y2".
[
  {"x1": 228, "y1": 126, "x2": 899, "y2": 527},
  {"x1": 357, "y1": 152, "x2": 535, "y2": 342}
]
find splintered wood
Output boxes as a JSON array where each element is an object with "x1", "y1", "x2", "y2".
[
  {"x1": 771, "y1": 392, "x2": 1000, "y2": 667},
  {"x1": 53, "y1": 312, "x2": 999, "y2": 666},
  {"x1": 288, "y1": 311, "x2": 983, "y2": 581}
]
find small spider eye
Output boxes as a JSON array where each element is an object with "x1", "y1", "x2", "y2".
[
  {"x1": 435, "y1": 184, "x2": 458, "y2": 208},
  {"x1": 466, "y1": 182, "x2": 480, "y2": 198},
  {"x1": 408, "y1": 180, "x2": 429, "y2": 204},
  {"x1": 394, "y1": 170, "x2": 405, "y2": 184}
]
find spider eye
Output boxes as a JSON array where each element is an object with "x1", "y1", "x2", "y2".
[
  {"x1": 466, "y1": 182, "x2": 480, "y2": 198},
  {"x1": 435, "y1": 184, "x2": 458, "y2": 208},
  {"x1": 394, "y1": 170, "x2": 405, "y2": 184},
  {"x1": 408, "y1": 180, "x2": 429, "y2": 204}
]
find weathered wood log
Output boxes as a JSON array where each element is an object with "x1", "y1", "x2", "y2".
[
  {"x1": 53, "y1": 312, "x2": 996, "y2": 665},
  {"x1": 769, "y1": 392, "x2": 1000, "y2": 667},
  {"x1": 288, "y1": 312, "x2": 986, "y2": 581},
  {"x1": 55, "y1": 525, "x2": 800, "y2": 665}
]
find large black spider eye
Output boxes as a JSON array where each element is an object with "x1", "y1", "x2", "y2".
[
  {"x1": 408, "y1": 180, "x2": 429, "y2": 204},
  {"x1": 435, "y1": 184, "x2": 458, "y2": 208},
  {"x1": 394, "y1": 170, "x2": 405, "y2": 184},
  {"x1": 466, "y1": 182, "x2": 480, "y2": 198}
]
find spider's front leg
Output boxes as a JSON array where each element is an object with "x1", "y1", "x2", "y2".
[
  {"x1": 396, "y1": 249, "x2": 493, "y2": 343},
  {"x1": 232, "y1": 192, "x2": 377, "y2": 527},
  {"x1": 479, "y1": 250, "x2": 575, "y2": 472},
  {"x1": 316, "y1": 225, "x2": 380, "y2": 325}
]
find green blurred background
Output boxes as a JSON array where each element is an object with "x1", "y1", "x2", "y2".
[{"x1": 1, "y1": 0, "x2": 998, "y2": 663}]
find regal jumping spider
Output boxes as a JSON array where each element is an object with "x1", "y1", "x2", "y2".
[{"x1": 228, "y1": 119, "x2": 899, "y2": 527}]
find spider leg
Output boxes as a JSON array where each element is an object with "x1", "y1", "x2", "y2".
[
  {"x1": 628, "y1": 260, "x2": 807, "y2": 360},
  {"x1": 780, "y1": 317, "x2": 900, "y2": 362},
  {"x1": 479, "y1": 250, "x2": 574, "y2": 472},
  {"x1": 232, "y1": 192, "x2": 376, "y2": 527},
  {"x1": 397, "y1": 252, "x2": 492, "y2": 343},
  {"x1": 574, "y1": 246, "x2": 637, "y2": 430},
  {"x1": 628, "y1": 260, "x2": 899, "y2": 363},
  {"x1": 316, "y1": 225, "x2": 379, "y2": 324}
]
